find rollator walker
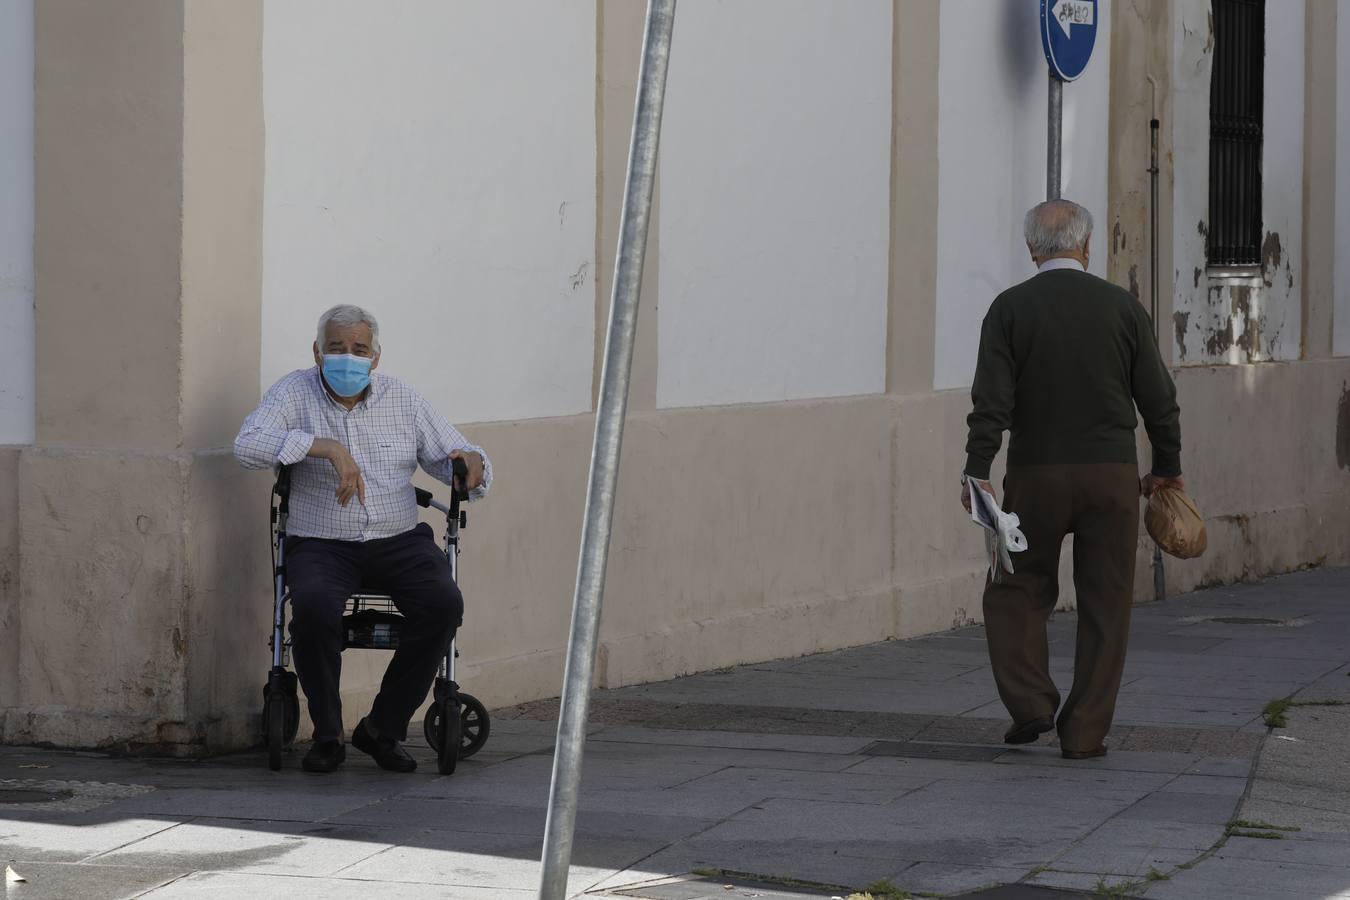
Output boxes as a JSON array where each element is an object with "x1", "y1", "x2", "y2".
[{"x1": 261, "y1": 457, "x2": 490, "y2": 774}]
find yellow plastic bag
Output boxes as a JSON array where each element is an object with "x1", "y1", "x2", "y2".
[{"x1": 1145, "y1": 486, "x2": 1207, "y2": 559}]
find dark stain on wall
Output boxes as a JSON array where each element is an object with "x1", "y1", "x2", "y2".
[
  {"x1": 1264, "y1": 320, "x2": 1285, "y2": 361},
  {"x1": 1261, "y1": 231, "x2": 1283, "y2": 287},
  {"x1": 1128, "y1": 264, "x2": 1140, "y2": 300},
  {"x1": 1203, "y1": 285, "x2": 1233, "y2": 356},
  {"x1": 1204, "y1": 322, "x2": 1232, "y2": 357},
  {"x1": 1174, "y1": 311, "x2": 1191, "y2": 360},
  {"x1": 1231, "y1": 285, "x2": 1263, "y2": 362},
  {"x1": 1337, "y1": 383, "x2": 1350, "y2": 471}
]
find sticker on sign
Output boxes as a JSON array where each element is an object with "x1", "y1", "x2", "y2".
[{"x1": 1053, "y1": 0, "x2": 1095, "y2": 37}]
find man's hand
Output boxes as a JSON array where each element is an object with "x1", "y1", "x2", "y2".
[
  {"x1": 961, "y1": 478, "x2": 995, "y2": 514},
  {"x1": 449, "y1": 450, "x2": 485, "y2": 494},
  {"x1": 1141, "y1": 473, "x2": 1185, "y2": 497},
  {"x1": 310, "y1": 437, "x2": 365, "y2": 507}
]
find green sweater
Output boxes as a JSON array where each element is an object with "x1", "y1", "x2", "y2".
[{"x1": 964, "y1": 268, "x2": 1182, "y2": 481}]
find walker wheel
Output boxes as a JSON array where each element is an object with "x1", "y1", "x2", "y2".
[
  {"x1": 436, "y1": 698, "x2": 461, "y2": 775},
  {"x1": 262, "y1": 670, "x2": 300, "y2": 771},
  {"x1": 424, "y1": 693, "x2": 491, "y2": 761},
  {"x1": 264, "y1": 690, "x2": 286, "y2": 771},
  {"x1": 457, "y1": 692, "x2": 491, "y2": 759}
]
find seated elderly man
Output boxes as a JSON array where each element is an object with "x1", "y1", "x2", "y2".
[{"x1": 234, "y1": 304, "x2": 491, "y2": 774}]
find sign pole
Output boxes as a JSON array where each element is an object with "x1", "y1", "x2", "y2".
[
  {"x1": 1149, "y1": 115, "x2": 1166, "y2": 603},
  {"x1": 537, "y1": 2, "x2": 676, "y2": 898},
  {"x1": 1047, "y1": 74, "x2": 1063, "y2": 200},
  {"x1": 1039, "y1": 0, "x2": 1097, "y2": 200}
]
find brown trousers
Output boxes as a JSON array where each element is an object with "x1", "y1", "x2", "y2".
[{"x1": 982, "y1": 463, "x2": 1141, "y2": 751}]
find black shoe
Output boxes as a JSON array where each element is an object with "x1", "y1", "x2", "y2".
[
  {"x1": 301, "y1": 740, "x2": 346, "y2": 773},
  {"x1": 351, "y1": 718, "x2": 417, "y2": 773},
  {"x1": 1062, "y1": 745, "x2": 1108, "y2": 760},
  {"x1": 1003, "y1": 716, "x2": 1055, "y2": 745}
]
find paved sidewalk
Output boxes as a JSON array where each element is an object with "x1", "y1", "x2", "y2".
[{"x1": 3, "y1": 568, "x2": 1349, "y2": 899}]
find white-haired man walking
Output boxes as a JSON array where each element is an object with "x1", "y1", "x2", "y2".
[
  {"x1": 961, "y1": 200, "x2": 1184, "y2": 759},
  {"x1": 235, "y1": 305, "x2": 492, "y2": 773}
]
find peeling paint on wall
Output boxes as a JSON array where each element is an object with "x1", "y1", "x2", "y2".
[
  {"x1": 1231, "y1": 286, "x2": 1262, "y2": 361},
  {"x1": 1260, "y1": 231, "x2": 1282, "y2": 267},
  {"x1": 1174, "y1": 311, "x2": 1191, "y2": 360},
  {"x1": 1202, "y1": 287, "x2": 1234, "y2": 357}
]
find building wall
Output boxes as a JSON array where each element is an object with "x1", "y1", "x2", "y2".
[
  {"x1": 1171, "y1": 0, "x2": 1307, "y2": 365},
  {"x1": 933, "y1": 0, "x2": 1113, "y2": 391},
  {"x1": 0, "y1": 1, "x2": 32, "y2": 731},
  {"x1": 655, "y1": 0, "x2": 891, "y2": 408},
  {"x1": 1337, "y1": 0, "x2": 1350, "y2": 356},
  {"x1": 0, "y1": 0, "x2": 34, "y2": 445},
  {"x1": 260, "y1": 0, "x2": 598, "y2": 425}
]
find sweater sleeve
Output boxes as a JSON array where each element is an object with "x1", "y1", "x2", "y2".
[
  {"x1": 1130, "y1": 308, "x2": 1183, "y2": 477},
  {"x1": 964, "y1": 299, "x2": 1015, "y2": 481}
]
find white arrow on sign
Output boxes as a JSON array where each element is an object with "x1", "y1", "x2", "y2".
[{"x1": 1052, "y1": 0, "x2": 1095, "y2": 38}]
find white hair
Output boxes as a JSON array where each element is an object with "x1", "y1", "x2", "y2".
[
  {"x1": 1023, "y1": 200, "x2": 1094, "y2": 258},
  {"x1": 316, "y1": 304, "x2": 380, "y2": 353}
]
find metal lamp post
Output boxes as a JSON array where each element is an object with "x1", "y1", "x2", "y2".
[{"x1": 537, "y1": 2, "x2": 677, "y2": 898}]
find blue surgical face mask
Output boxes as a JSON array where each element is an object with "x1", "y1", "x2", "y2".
[{"x1": 321, "y1": 353, "x2": 373, "y2": 398}]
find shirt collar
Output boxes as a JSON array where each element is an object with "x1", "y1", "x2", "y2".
[{"x1": 1037, "y1": 257, "x2": 1086, "y2": 273}]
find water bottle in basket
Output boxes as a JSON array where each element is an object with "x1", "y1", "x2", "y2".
[{"x1": 343, "y1": 609, "x2": 403, "y2": 649}]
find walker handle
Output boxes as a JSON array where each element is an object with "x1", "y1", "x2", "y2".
[{"x1": 451, "y1": 457, "x2": 470, "y2": 502}]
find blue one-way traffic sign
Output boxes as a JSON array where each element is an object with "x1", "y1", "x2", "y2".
[{"x1": 1040, "y1": 0, "x2": 1097, "y2": 82}]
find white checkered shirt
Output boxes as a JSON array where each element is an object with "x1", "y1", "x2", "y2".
[{"x1": 234, "y1": 367, "x2": 493, "y2": 541}]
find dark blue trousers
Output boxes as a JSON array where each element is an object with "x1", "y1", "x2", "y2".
[{"x1": 286, "y1": 523, "x2": 463, "y2": 743}]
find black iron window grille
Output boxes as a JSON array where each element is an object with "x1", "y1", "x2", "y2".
[{"x1": 1207, "y1": 0, "x2": 1265, "y2": 268}]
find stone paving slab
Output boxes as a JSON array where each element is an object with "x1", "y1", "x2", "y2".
[
  {"x1": 0, "y1": 816, "x2": 180, "y2": 863},
  {"x1": 332, "y1": 797, "x2": 717, "y2": 843},
  {"x1": 891, "y1": 862, "x2": 1033, "y2": 895},
  {"x1": 679, "y1": 798, "x2": 1091, "y2": 869},
  {"x1": 104, "y1": 786, "x2": 391, "y2": 823},
  {"x1": 605, "y1": 874, "x2": 848, "y2": 900},
  {"x1": 1140, "y1": 856, "x2": 1350, "y2": 900},
  {"x1": 333, "y1": 831, "x2": 669, "y2": 893},
  {"x1": 0, "y1": 860, "x2": 186, "y2": 900},
  {"x1": 1152, "y1": 773, "x2": 1247, "y2": 797},
  {"x1": 1027, "y1": 869, "x2": 1145, "y2": 895},
  {"x1": 1141, "y1": 669, "x2": 1350, "y2": 898},
  {"x1": 666, "y1": 765, "x2": 935, "y2": 806},
  {"x1": 588, "y1": 841, "x2": 905, "y2": 895},
  {"x1": 589, "y1": 726, "x2": 876, "y2": 756},
  {"x1": 89, "y1": 818, "x2": 405, "y2": 878},
  {"x1": 508, "y1": 699, "x2": 1265, "y2": 757},
  {"x1": 1114, "y1": 791, "x2": 1243, "y2": 826},
  {"x1": 138, "y1": 871, "x2": 536, "y2": 898}
]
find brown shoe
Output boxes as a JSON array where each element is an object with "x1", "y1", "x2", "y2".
[
  {"x1": 1003, "y1": 716, "x2": 1055, "y2": 745},
  {"x1": 1061, "y1": 745, "x2": 1108, "y2": 760}
]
